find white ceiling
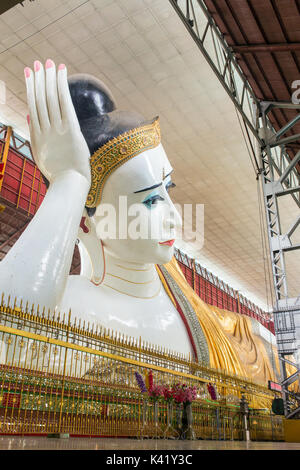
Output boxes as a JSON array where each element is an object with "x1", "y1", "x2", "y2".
[{"x1": 0, "y1": 0, "x2": 299, "y2": 311}]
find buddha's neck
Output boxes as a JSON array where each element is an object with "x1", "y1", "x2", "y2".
[{"x1": 102, "y1": 253, "x2": 161, "y2": 299}]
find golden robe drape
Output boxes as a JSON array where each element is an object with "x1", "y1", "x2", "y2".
[{"x1": 163, "y1": 257, "x2": 289, "y2": 388}]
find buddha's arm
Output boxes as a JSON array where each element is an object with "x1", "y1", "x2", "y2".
[
  {"x1": 0, "y1": 60, "x2": 91, "y2": 310},
  {"x1": 0, "y1": 171, "x2": 88, "y2": 309}
]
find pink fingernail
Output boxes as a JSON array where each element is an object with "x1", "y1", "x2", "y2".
[
  {"x1": 26, "y1": 114, "x2": 30, "y2": 125},
  {"x1": 34, "y1": 60, "x2": 41, "y2": 72},
  {"x1": 24, "y1": 67, "x2": 31, "y2": 78},
  {"x1": 45, "y1": 59, "x2": 53, "y2": 69},
  {"x1": 58, "y1": 64, "x2": 65, "y2": 70}
]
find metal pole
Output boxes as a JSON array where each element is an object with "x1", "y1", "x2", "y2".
[
  {"x1": 240, "y1": 395, "x2": 250, "y2": 441},
  {"x1": 50, "y1": 310, "x2": 71, "y2": 439},
  {"x1": 215, "y1": 407, "x2": 221, "y2": 440}
]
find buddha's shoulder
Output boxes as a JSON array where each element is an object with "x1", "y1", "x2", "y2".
[
  {"x1": 59, "y1": 275, "x2": 111, "y2": 308},
  {"x1": 63, "y1": 274, "x2": 113, "y2": 298},
  {"x1": 58, "y1": 275, "x2": 117, "y2": 324},
  {"x1": 65, "y1": 274, "x2": 93, "y2": 290}
]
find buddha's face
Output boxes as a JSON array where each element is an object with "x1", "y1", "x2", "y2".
[{"x1": 93, "y1": 143, "x2": 182, "y2": 264}]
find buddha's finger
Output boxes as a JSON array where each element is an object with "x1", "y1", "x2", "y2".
[
  {"x1": 34, "y1": 60, "x2": 50, "y2": 131},
  {"x1": 57, "y1": 64, "x2": 79, "y2": 129},
  {"x1": 45, "y1": 59, "x2": 62, "y2": 127},
  {"x1": 24, "y1": 66, "x2": 40, "y2": 134}
]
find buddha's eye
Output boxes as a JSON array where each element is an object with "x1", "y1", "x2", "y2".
[
  {"x1": 142, "y1": 192, "x2": 164, "y2": 209},
  {"x1": 165, "y1": 180, "x2": 176, "y2": 192}
]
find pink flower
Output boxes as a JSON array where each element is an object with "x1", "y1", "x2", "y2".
[
  {"x1": 148, "y1": 370, "x2": 153, "y2": 391},
  {"x1": 170, "y1": 383, "x2": 198, "y2": 403},
  {"x1": 162, "y1": 386, "x2": 173, "y2": 401},
  {"x1": 149, "y1": 384, "x2": 164, "y2": 399},
  {"x1": 207, "y1": 383, "x2": 217, "y2": 400}
]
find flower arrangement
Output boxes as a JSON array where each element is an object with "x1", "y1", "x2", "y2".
[
  {"x1": 170, "y1": 383, "x2": 198, "y2": 404},
  {"x1": 134, "y1": 372, "x2": 147, "y2": 393},
  {"x1": 148, "y1": 370, "x2": 153, "y2": 391},
  {"x1": 146, "y1": 370, "x2": 163, "y2": 401},
  {"x1": 134, "y1": 371, "x2": 198, "y2": 404},
  {"x1": 145, "y1": 369, "x2": 153, "y2": 392},
  {"x1": 207, "y1": 382, "x2": 217, "y2": 400},
  {"x1": 134, "y1": 372, "x2": 199, "y2": 440},
  {"x1": 148, "y1": 384, "x2": 164, "y2": 400},
  {"x1": 162, "y1": 385, "x2": 173, "y2": 402}
]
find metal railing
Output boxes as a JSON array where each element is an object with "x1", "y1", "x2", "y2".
[{"x1": 0, "y1": 295, "x2": 283, "y2": 440}]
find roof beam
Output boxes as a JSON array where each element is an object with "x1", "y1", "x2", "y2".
[
  {"x1": 0, "y1": 0, "x2": 36, "y2": 16},
  {"x1": 168, "y1": 0, "x2": 261, "y2": 143},
  {"x1": 232, "y1": 43, "x2": 300, "y2": 53},
  {"x1": 0, "y1": 1, "x2": 24, "y2": 15}
]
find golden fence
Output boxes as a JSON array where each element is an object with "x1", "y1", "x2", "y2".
[{"x1": 0, "y1": 295, "x2": 284, "y2": 440}]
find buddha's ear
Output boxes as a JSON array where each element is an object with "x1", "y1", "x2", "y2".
[{"x1": 77, "y1": 208, "x2": 106, "y2": 285}]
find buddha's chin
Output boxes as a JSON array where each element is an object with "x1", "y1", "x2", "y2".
[
  {"x1": 124, "y1": 245, "x2": 174, "y2": 265},
  {"x1": 103, "y1": 240, "x2": 175, "y2": 265},
  {"x1": 153, "y1": 244, "x2": 175, "y2": 265}
]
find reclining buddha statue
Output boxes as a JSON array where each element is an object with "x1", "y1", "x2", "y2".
[{"x1": 0, "y1": 59, "x2": 284, "y2": 387}]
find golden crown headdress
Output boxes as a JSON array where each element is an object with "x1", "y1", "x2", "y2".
[{"x1": 86, "y1": 117, "x2": 161, "y2": 208}]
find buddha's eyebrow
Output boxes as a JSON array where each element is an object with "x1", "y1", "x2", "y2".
[{"x1": 134, "y1": 170, "x2": 173, "y2": 194}]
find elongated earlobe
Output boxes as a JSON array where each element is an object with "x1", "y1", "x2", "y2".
[
  {"x1": 78, "y1": 212, "x2": 106, "y2": 285},
  {"x1": 90, "y1": 239, "x2": 106, "y2": 286}
]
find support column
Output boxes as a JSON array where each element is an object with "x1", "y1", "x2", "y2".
[{"x1": 257, "y1": 101, "x2": 300, "y2": 418}]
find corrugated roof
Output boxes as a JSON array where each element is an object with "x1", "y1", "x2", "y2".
[{"x1": 204, "y1": 0, "x2": 300, "y2": 155}]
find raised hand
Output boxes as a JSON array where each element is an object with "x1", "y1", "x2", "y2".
[{"x1": 24, "y1": 59, "x2": 91, "y2": 185}]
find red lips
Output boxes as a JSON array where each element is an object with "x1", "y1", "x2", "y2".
[{"x1": 159, "y1": 239, "x2": 175, "y2": 246}]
